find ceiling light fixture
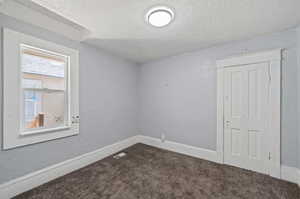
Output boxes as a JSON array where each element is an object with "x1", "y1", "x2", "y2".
[{"x1": 146, "y1": 6, "x2": 175, "y2": 28}]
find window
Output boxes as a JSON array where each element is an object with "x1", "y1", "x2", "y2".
[
  {"x1": 21, "y1": 46, "x2": 68, "y2": 133},
  {"x1": 3, "y1": 28, "x2": 79, "y2": 149}
]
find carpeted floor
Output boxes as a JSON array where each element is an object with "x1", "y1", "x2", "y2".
[{"x1": 15, "y1": 143, "x2": 300, "y2": 199}]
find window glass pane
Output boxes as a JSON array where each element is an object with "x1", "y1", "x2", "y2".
[
  {"x1": 23, "y1": 91, "x2": 66, "y2": 129},
  {"x1": 24, "y1": 91, "x2": 41, "y2": 120},
  {"x1": 21, "y1": 45, "x2": 69, "y2": 132},
  {"x1": 23, "y1": 79, "x2": 42, "y2": 89}
]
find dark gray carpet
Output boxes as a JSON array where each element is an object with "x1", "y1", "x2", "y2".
[{"x1": 15, "y1": 143, "x2": 300, "y2": 199}]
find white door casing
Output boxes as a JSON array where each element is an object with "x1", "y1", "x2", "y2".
[{"x1": 217, "y1": 49, "x2": 281, "y2": 178}]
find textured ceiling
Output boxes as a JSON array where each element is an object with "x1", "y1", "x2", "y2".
[{"x1": 31, "y1": 0, "x2": 300, "y2": 63}]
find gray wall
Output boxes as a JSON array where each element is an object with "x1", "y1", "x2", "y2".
[
  {"x1": 0, "y1": 14, "x2": 138, "y2": 184},
  {"x1": 297, "y1": 27, "x2": 300, "y2": 169},
  {"x1": 139, "y1": 29, "x2": 299, "y2": 167}
]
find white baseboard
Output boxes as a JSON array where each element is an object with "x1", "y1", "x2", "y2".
[
  {"x1": 298, "y1": 170, "x2": 300, "y2": 186},
  {"x1": 136, "y1": 135, "x2": 220, "y2": 163},
  {"x1": 0, "y1": 136, "x2": 139, "y2": 199},
  {"x1": 0, "y1": 135, "x2": 220, "y2": 199},
  {"x1": 1, "y1": 135, "x2": 299, "y2": 199},
  {"x1": 138, "y1": 136, "x2": 300, "y2": 187},
  {"x1": 281, "y1": 166, "x2": 300, "y2": 186}
]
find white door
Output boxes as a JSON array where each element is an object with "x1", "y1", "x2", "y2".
[{"x1": 223, "y1": 62, "x2": 270, "y2": 174}]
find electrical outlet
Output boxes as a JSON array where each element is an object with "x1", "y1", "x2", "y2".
[{"x1": 161, "y1": 133, "x2": 166, "y2": 143}]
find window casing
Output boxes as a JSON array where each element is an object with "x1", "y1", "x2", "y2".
[{"x1": 3, "y1": 28, "x2": 79, "y2": 149}]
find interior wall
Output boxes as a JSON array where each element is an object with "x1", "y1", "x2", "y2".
[
  {"x1": 138, "y1": 29, "x2": 299, "y2": 168},
  {"x1": 0, "y1": 14, "x2": 139, "y2": 184},
  {"x1": 297, "y1": 26, "x2": 300, "y2": 169}
]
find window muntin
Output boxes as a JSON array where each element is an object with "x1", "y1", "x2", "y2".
[{"x1": 21, "y1": 45, "x2": 70, "y2": 134}]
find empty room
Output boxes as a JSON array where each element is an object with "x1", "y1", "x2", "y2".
[{"x1": 0, "y1": 0, "x2": 300, "y2": 198}]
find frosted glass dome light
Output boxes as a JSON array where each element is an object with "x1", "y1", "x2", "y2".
[{"x1": 146, "y1": 6, "x2": 175, "y2": 27}]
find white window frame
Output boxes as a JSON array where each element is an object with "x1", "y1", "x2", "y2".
[
  {"x1": 20, "y1": 44, "x2": 70, "y2": 135},
  {"x1": 3, "y1": 28, "x2": 79, "y2": 150}
]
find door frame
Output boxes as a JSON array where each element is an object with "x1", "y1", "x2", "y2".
[{"x1": 216, "y1": 49, "x2": 282, "y2": 178}]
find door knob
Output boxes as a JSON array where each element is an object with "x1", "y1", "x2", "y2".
[{"x1": 225, "y1": 121, "x2": 230, "y2": 128}]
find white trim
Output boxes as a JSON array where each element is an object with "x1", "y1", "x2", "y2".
[
  {"x1": 216, "y1": 49, "x2": 282, "y2": 178},
  {"x1": 281, "y1": 166, "x2": 300, "y2": 186},
  {"x1": 0, "y1": 0, "x2": 90, "y2": 41},
  {"x1": 140, "y1": 135, "x2": 300, "y2": 186},
  {"x1": 298, "y1": 170, "x2": 300, "y2": 187},
  {"x1": 138, "y1": 135, "x2": 300, "y2": 186},
  {"x1": 137, "y1": 135, "x2": 220, "y2": 163},
  {"x1": 3, "y1": 28, "x2": 80, "y2": 149},
  {"x1": 0, "y1": 136, "x2": 139, "y2": 199},
  {"x1": 216, "y1": 49, "x2": 282, "y2": 68},
  {"x1": 216, "y1": 68, "x2": 225, "y2": 163},
  {"x1": 0, "y1": 135, "x2": 298, "y2": 198},
  {"x1": 297, "y1": 26, "x2": 300, "y2": 188}
]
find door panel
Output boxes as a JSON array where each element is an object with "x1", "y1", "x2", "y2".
[
  {"x1": 248, "y1": 130, "x2": 261, "y2": 160},
  {"x1": 231, "y1": 128, "x2": 241, "y2": 156},
  {"x1": 248, "y1": 70, "x2": 259, "y2": 120},
  {"x1": 231, "y1": 71, "x2": 242, "y2": 118},
  {"x1": 224, "y1": 62, "x2": 269, "y2": 174}
]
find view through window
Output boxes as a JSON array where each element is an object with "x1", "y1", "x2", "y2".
[{"x1": 21, "y1": 45, "x2": 69, "y2": 132}]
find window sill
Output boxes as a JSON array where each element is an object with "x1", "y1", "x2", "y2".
[{"x1": 20, "y1": 126, "x2": 72, "y2": 137}]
